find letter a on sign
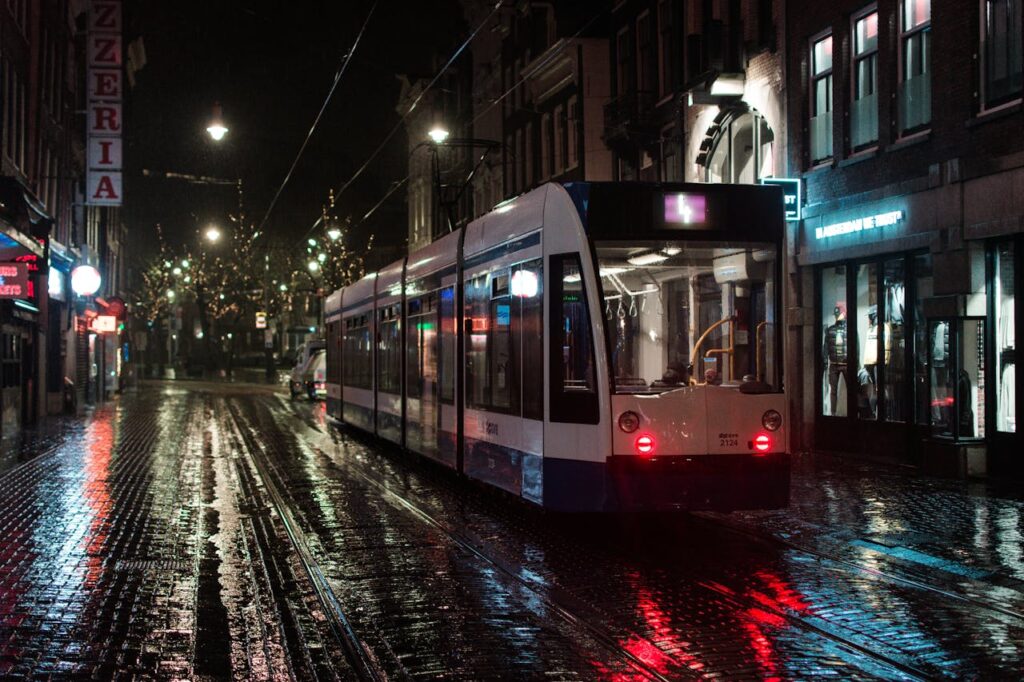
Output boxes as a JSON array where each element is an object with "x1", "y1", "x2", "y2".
[{"x1": 87, "y1": 172, "x2": 123, "y2": 205}]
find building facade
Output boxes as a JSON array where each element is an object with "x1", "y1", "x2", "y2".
[
  {"x1": 1, "y1": 0, "x2": 129, "y2": 441},
  {"x1": 786, "y1": 0, "x2": 1023, "y2": 477}
]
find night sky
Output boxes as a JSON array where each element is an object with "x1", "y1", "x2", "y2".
[{"x1": 124, "y1": 0, "x2": 465, "y2": 263}]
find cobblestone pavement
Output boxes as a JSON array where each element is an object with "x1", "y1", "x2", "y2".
[{"x1": 0, "y1": 380, "x2": 1022, "y2": 679}]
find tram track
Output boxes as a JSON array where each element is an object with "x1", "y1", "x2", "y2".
[
  {"x1": 226, "y1": 402, "x2": 388, "y2": 682},
  {"x1": 324, "y1": 439, "x2": 939, "y2": 681},
  {"x1": 238, "y1": 400, "x2": 679, "y2": 681},
  {"x1": 252, "y1": 395, "x2": 1023, "y2": 679},
  {"x1": 277, "y1": 406, "x2": 942, "y2": 681},
  {"x1": 693, "y1": 511, "x2": 1024, "y2": 625}
]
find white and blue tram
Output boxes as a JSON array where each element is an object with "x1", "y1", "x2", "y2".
[{"x1": 325, "y1": 182, "x2": 789, "y2": 512}]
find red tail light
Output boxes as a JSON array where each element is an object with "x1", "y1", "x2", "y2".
[
  {"x1": 753, "y1": 433, "x2": 772, "y2": 453},
  {"x1": 635, "y1": 434, "x2": 655, "y2": 455}
]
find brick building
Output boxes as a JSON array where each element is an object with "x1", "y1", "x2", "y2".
[
  {"x1": 786, "y1": 0, "x2": 1023, "y2": 476},
  {"x1": 1, "y1": 0, "x2": 129, "y2": 441}
]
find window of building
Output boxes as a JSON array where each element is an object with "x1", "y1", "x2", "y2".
[
  {"x1": 540, "y1": 113, "x2": 552, "y2": 178},
  {"x1": 525, "y1": 121, "x2": 534, "y2": 186},
  {"x1": 617, "y1": 26, "x2": 634, "y2": 95},
  {"x1": 900, "y1": 0, "x2": 931, "y2": 133},
  {"x1": 852, "y1": 9, "x2": 879, "y2": 149},
  {"x1": 821, "y1": 265, "x2": 849, "y2": 417},
  {"x1": 3, "y1": 59, "x2": 28, "y2": 173},
  {"x1": 982, "y1": 0, "x2": 1023, "y2": 109},
  {"x1": 516, "y1": 128, "x2": 525, "y2": 191},
  {"x1": 553, "y1": 104, "x2": 565, "y2": 173},
  {"x1": 637, "y1": 10, "x2": 656, "y2": 94},
  {"x1": 994, "y1": 242, "x2": 1016, "y2": 432},
  {"x1": 660, "y1": 124, "x2": 679, "y2": 181},
  {"x1": 810, "y1": 34, "x2": 834, "y2": 163},
  {"x1": 705, "y1": 110, "x2": 775, "y2": 183},
  {"x1": 506, "y1": 134, "x2": 515, "y2": 194},
  {"x1": 504, "y1": 65, "x2": 513, "y2": 115},
  {"x1": 658, "y1": 0, "x2": 674, "y2": 97},
  {"x1": 566, "y1": 96, "x2": 579, "y2": 169}
]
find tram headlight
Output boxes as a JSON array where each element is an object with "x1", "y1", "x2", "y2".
[
  {"x1": 761, "y1": 409, "x2": 783, "y2": 431},
  {"x1": 618, "y1": 411, "x2": 640, "y2": 433}
]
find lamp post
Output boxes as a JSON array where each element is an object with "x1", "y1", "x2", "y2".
[
  {"x1": 206, "y1": 102, "x2": 229, "y2": 142},
  {"x1": 412, "y1": 126, "x2": 500, "y2": 236}
]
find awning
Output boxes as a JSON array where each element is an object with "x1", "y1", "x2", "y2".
[{"x1": 0, "y1": 176, "x2": 50, "y2": 261}]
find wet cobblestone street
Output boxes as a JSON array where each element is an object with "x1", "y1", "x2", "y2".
[{"x1": 0, "y1": 380, "x2": 1022, "y2": 679}]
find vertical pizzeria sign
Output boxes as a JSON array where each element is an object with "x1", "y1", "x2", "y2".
[{"x1": 86, "y1": 0, "x2": 123, "y2": 206}]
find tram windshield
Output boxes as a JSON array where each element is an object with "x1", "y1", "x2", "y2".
[{"x1": 594, "y1": 241, "x2": 779, "y2": 394}]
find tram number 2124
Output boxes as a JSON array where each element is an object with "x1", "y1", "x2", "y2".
[{"x1": 719, "y1": 433, "x2": 739, "y2": 447}]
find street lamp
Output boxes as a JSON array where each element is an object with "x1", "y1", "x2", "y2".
[
  {"x1": 307, "y1": 260, "x2": 319, "y2": 272},
  {"x1": 327, "y1": 226, "x2": 342, "y2": 241},
  {"x1": 206, "y1": 102, "x2": 229, "y2": 141},
  {"x1": 205, "y1": 225, "x2": 222, "y2": 243},
  {"x1": 428, "y1": 126, "x2": 450, "y2": 144}
]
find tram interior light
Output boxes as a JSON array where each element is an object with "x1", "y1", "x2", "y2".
[{"x1": 627, "y1": 251, "x2": 670, "y2": 266}]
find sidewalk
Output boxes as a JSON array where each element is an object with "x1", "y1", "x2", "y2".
[{"x1": 708, "y1": 450, "x2": 1024, "y2": 612}]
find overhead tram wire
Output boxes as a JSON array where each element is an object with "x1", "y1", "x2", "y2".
[
  {"x1": 257, "y1": 2, "x2": 378, "y2": 236},
  {"x1": 323, "y1": 4, "x2": 612, "y2": 242},
  {"x1": 304, "y1": 0, "x2": 504, "y2": 239}
]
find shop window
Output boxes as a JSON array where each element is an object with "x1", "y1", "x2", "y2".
[
  {"x1": 550, "y1": 254, "x2": 599, "y2": 424},
  {"x1": 982, "y1": 0, "x2": 1023, "y2": 110},
  {"x1": 914, "y1": 254, "x2": 934, "y2": 424},
  {"x1": 810, "y1": 34, "x2": 834, "y2": 163},
  {"x1": 851, "y1": 9, "x2": 879, "y2": 149},
  {"x1": 821, "y1": 265, "x2": 849, "y2": 416},
  {"x1": 882, "y1": 259, "x2": 908, "y2": 422},
  {"x1": 994, "y1": 242, "x2": 1015, "y2": 432},
  {"x1": 856, "y1": 263, "x2": 880, "y2": 420},
  {"x1": 900, "y1": 0, "x2": 931, "y2": 133},
  {"x1": 930, "y1": 319, "x2": 986, "y2": 439}
]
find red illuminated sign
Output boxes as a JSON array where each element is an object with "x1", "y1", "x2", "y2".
[
  {"x1": 91, "y1": 315, "x2": 117, "y2": 333},
  {"x1": 0, "y1": 263, "x2": 29, "y2": 299}
]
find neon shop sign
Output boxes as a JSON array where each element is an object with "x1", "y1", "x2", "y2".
[{"x1": 815, "y1": 210, "x2": 904, "y2": 240}]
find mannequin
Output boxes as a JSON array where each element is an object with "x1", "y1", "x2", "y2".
[{"x1": 823, "y1": 303, "x2": 848, "y2": 415}]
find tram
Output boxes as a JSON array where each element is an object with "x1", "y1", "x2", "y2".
[{"x1": 325, "y1": 182, "x2": 789, "y2": 512}]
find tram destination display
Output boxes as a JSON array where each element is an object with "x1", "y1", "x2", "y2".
[{"x1": 662, "y1": 192, "x2": 709, "y2": 229}]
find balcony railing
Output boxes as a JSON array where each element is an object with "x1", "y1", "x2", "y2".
[{"x1": 603, "y1": 90, "x2": 658, "y2": 142}]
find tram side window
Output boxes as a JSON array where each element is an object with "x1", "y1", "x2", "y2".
[
  {"x1": 406, "y1": 294, "x2": 439, "y2": 401},
  {"x1": 343, "y1": 315, "x2": 372, "y2": 390},
  {"x1": 440, "y1": 287, "x2": 456, "y2": 404},
  {"x1": 465, "y1": 271, "x2": 518, "y2": 414},
  {"x1": 549, "y1": 253, "x2": 600, "y2": 424},
  {"x1": 377, "y1": 305, "x2": 401, "y2": 394},
  {"x1": 326, "y1": 321, "x2": 341, "y2": 387}
]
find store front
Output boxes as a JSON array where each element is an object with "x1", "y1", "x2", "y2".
[{"x1": 802, "y1": 195, "x2": 1021, "y2": 477}]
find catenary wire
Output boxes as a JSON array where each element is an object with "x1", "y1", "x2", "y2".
[
  {"x1": 322, "y1": 4, "x2": 611, "y2": 245},
  {"x1": 257, "y1": 2, "x2": 377, "y2": 235},
  {"x1": 304, "y1": 0, "x2": 504, "y2": 238}
]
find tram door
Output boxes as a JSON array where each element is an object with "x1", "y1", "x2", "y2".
[{"x1": 406, "y1": 291, "x2": 440, "y2": 460}]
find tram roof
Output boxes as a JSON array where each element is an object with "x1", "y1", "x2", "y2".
[{"x1": 562, "y1": 181, "x2": 786, "y2": 243}]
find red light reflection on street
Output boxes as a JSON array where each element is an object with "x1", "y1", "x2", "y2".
[{"x1": 81, "y1": 411, "x2": 114, "y2": 587}]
